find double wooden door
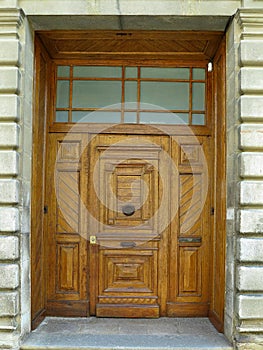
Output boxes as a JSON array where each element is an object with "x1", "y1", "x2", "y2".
[{"x1": 45, "y1": 131, "x2": 211, "y2": 318}]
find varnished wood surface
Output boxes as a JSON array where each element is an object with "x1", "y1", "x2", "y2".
[
  {"x1": 45, "y1": 134, "x2": 89, "y2": 317},
  {"x1": 37, "y1": 30, "x2": 223, "y2": 61},
  {"x1": 31, "y1": 37, "x2": 50, "y2": 329},
  {"x1": 31, "y1": 31, "x2": 226, "y2": 325},
  {"x1": 43, "y1": 132, "x2": 213, "y2": 318},
  {"x1": 209, "y1": 37, "x2": 226, "y2": 333},
  {"x1": 88, "y1": 134, "x2": 168, "y2": 317}
]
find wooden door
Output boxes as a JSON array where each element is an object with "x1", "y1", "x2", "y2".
[
  {"x1": 44, "y1": 131, "x2": 211, "y2": 318},
  {"x1": 88, "y1": 134, "x2": 170, "y2": 317},
  {"x1": 32, "y1": 30, "x2": 226, "y2": 327}
]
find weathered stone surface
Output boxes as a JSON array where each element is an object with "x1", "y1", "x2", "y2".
[
  {"x1": 0, "y1": 67, "x2": 20, "y2": 93},
  {"x1": 238, "y1": 238, "x2": 263, "y2": 262},
  {"x1": 19, "y1": 0, "x2": 239, "y2": 16},
  {"x1": 239, "y1": 124, "x2": 263, "y2": 150},
  {"x1": 240, "y1": 95, "x2": 263, "y2": 121},
  {"x1": 0, "y1": 316, "x2": 17, "y2": 331},
  {"x1": 0, "y1": 94, "x2": 20, "y2": 121},
  {"x1": 239, "y1": 153, "x2": 263, "y2": 177},
  {"x1": 239, "y1": 209, "x2": 263, "y2": 234},
  {"x1": 237, "y1": 344, "x2": 263, "y2": 350},
  {"x1": 0, "y1": 39, "x2": 20, "y2": 65},
  {"x1": 20, "y1": 317, "x2": 233, "y2": 350},
  {"x1": 237, "y1": 295, "x2": 263, "y2": 319},
  {"x1": 0, "y1": 123, "x2": 19, "y2": 148},
  {"x1": 242, "y1": 0, "x2": 263, "y2": 8},
  {"x1": 0, "y1": 264, "x2": 19, "y2": 289},
  {"x1": 237, "y1": 266, "x2": 263, "y2": 291},
  {"x1": 0, "y1": 292, "x2": 18, "y2": 316},
  {"x1": 240, "y1": 181, "x2": 263, "y2": 205},
  {"x1": 0, "y1": 179, "x2": 19, "y2": 204},
  {"x1": 240, "y1": 40, "x2": 263, "y2": 65},
  {"x1": 0, "y1": 236, "x2": 19, "y2": 261},
  {"x1": 238, "y1": 319, "x2": 263, "y2": 333},
  {"x1": 0, "y1": 0, "x2": 17, "y2": 7},
  {"x1": 0, "y1": 150, "x2": 19, "y2": 175},
  {"x1": 240, "y1": 67, "x2": 263, "y2": 93},
  {"x1": 0, "y1": 207, "x2": 19, "y2": 232},
  {"x1": 0, "y1": 331, "x2": 20, "y2": 350}
]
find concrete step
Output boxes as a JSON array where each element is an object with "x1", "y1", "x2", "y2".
[{"x1": 21, "y1": 317, "x2": 233, "y2": 350}]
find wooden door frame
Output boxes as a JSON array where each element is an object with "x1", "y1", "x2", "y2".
[{"x1": 31, "y1": 31, "x2": 226, "y2": 332}]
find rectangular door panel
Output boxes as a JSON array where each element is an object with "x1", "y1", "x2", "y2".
[
  {"x1": 89, "y1": 134, "x2": 169, "y2": 317},
  {"x1": 45, "y1": 134, "x2": 88, "y2": 317},
  {"x1": 168, "y1": 136, "x2": 211, "y2": 317}
]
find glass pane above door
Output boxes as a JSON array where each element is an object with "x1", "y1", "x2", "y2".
[{"x1": 55, "y1": 65, "x2": 207, "y2": 125}]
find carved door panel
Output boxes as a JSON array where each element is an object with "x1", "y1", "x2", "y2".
[
  {"x1": 45, "y1": 133, "x2": 89, "y2": 316},
  {"x1": 88, "y1": 134, "x2": 170, "y2": 317},
  {"x1": 167, "y1": 136, "x2": 211, "y2": 317}
]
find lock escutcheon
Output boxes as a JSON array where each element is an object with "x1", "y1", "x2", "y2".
[{"x1": 90, "y1": 235, "x2": 97, "y2": 244}]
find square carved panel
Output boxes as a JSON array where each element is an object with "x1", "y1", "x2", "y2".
[{"x1": 99, "y1": 250, "x2": 155, "y2": 295}]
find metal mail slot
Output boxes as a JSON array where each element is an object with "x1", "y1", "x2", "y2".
[
  {"x1": 179, "y1": 237, "x2": 202, "y2": 243},
  {"x1": 120, "y1": 241, "x2": 136, "y2": 248}
]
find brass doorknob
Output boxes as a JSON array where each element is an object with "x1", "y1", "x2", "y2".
[{"x1": 122, "y1": 204, "x2": 135, "y2": 216}]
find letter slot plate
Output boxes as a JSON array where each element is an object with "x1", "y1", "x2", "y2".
[{"x1": 179, "y1": 237, "x2": 202, "y2": 243}]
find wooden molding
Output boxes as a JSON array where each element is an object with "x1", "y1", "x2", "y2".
[{"x1": 37, "y1": 30, "x2": 223, "y2": 61}]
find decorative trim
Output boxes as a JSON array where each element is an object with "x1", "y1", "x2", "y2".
[
  {"x1": 0, "y1": 8, "x2": 25, "y2": 37},
  {"x1": 236, "y1": 9, "x2": 263, "y2": 39},
  {"x1": 99, "y1": 297, "x2": 157, "y2": 304}
]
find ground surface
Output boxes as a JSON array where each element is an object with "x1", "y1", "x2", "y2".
[{"x1": 21, "y1": 317, "x2": 233, "y2": 350}]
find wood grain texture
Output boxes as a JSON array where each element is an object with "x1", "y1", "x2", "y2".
[
  {"x1": 209, "y1": 37, "x2": 226, "y2": 333},
  {"x1": 31, "y1": 32, "x2": 226, "y2": 323},
  {"x1": 38, "y1": 31, "x2": 223, "y2": 61},
  {"x1": 45, "y1": 134, "x2": 88, "y2": 316},
  {"x1": 88, "y1": 135, "x2": 164, "y2": 317},
  {"x1": 31, "y1": 37, "x2": 50, "y2": 329}
]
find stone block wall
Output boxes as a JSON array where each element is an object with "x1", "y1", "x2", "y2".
[
  {"x1": 0, "y1": 2, "x2": 32, "y2": 349},
  {"x1": 234, "y1": 9, "x2": 263, "y2": 350}
]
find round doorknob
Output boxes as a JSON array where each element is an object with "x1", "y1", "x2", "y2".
[{"x1": 122, "y1": 204, "x2": 135, "y2": 216}]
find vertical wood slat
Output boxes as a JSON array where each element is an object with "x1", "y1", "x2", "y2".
[
  {"x1": 209, "y1": 37, "x2": 226, "y2": 333},
  {"x1": 69, "y1": 66, "x2": 73, "y2": 122},
  {"x1": 31, "y1": 37, "x2": 50, "y2": 329}
]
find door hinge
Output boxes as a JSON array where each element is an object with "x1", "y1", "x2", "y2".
[
  {"x1": 44, "y1": 205, "x2": 48, "y2": 214},
  {"x1": 208, "y1": 62, "x2": 213, "y2": 72},
  {"x1": 210, "y1": 207, "x2": 215, "y2": 215}
]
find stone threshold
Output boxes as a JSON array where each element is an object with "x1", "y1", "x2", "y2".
[{"x1": 21, "y1": 317, "x2": 233, "y2": 350}]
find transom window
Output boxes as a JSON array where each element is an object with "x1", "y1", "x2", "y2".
[{"x1": 55, "y1": 65, "x2": 206, "y2": 125}]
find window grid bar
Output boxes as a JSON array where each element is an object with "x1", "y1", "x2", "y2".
[
  {"x1": 121, "y1": 66, "x2": 125, "y2": 123},
  {"x1": 137, "y1": 67, "x2": 141, "y2": 124},
  {"x1": 57, "y1": 77, "x2": 206, "y2": 83},
  {"x1": 55, "y1": 65, "x2": 207, "y2": 125},
  {"x1": 56, "y1": 108, "x2": 205, "y2": 113},
  {"x1": 189, "y1": 67, "x2": 193, "y2": 125},
  {"x1": 68, "y1": 66, "x2": 73, "y2": 122}
]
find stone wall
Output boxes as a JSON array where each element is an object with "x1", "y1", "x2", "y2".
[
  {"x1": 235, "y1": 9, "x2": 263, "y2": 349},
  {"x1": 0, "y1": 3, "x2": 23, "y2": 349}
]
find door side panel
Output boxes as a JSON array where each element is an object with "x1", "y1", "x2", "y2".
[
  {"x1": 168, "y1": 136, "x2": 211, "y2": 317},
  {"x1": 45, "y1": 134, "x2": 88, "y2": 316}
]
